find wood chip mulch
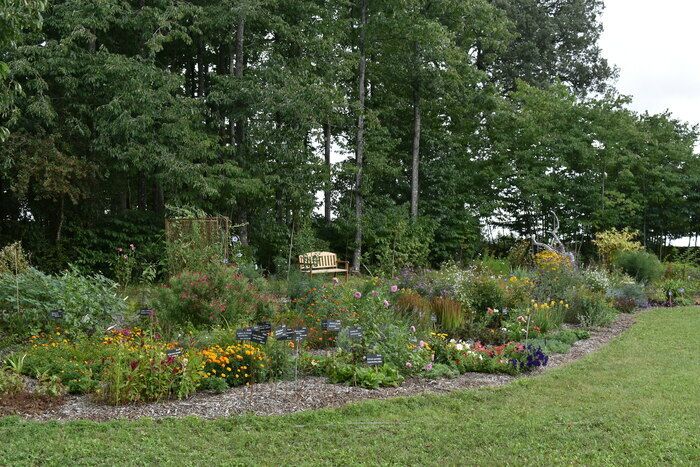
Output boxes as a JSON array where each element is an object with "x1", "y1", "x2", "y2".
[{"x1": 17, "y1": 311, "x2": 639, "y2": 422}]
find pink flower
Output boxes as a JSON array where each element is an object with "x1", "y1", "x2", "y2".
[
  {"x1": 487, "y1": 307, "x2": 494, "y2": 315},
  {"x1": 423, "y1": 363, "x2": 433, "y2": 371},
  {"x1": 383, "y1": 299, "x2": 390, "y2": 308},
  {"x1": 405, "y1": 362, "x2": 413, "y2": 369},
  {"x1": 419, "y1": 340, "x2": 425, "y2": 348},
  {"x1": 354, "y1": 291, "x2": 362, "y2": 299},
  {"x1": 410, "y1": 325, "x2": 416, "y2": 333},
  {"x1": 390, "y1": 285, "x2": 398, "y2": 293}
]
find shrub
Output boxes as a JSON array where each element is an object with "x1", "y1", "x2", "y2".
[
  {"x1": 463, "y1": 273, "x2": 505, "y2": 314},
  {"x1": 0, "y1": 267, "x2": 124, "y2": 336},
  {"x1": 503, "y1": 274, "x2": 535, "y2": 309},
  {"x1": 154, "y1": 264, "x2": 278, "y2": 328},
  {"x1": 582, "y1": 268, "x2": 611, "y2": 294},
  {"x1": 0, "y1": 369, "x2": 25, "y2": 396},
  {"x1": 565, "y1": 286, "x2": 616, "y2": 327},
  {"x1": 324, "y1": 361, "x2": 404, "y2": 389},
  {"x1": 0, "y1": 242, "x2": 30, "y2": 275},
  {"x1": 609, "y1": 282, "x2": 648, "y2": 312},
  {"x1": 593, "y1": 228, "x2": 642, "y2": 266},
  {"x1": 614, "y1": 251, "x2": 663, "y2": 284}
]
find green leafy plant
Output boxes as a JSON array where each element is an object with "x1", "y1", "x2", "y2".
[{"x1": 614, "y1": 251, "x2": 663, "y2": 284}]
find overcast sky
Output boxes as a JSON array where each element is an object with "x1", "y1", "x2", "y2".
[{"x1": 600, "y1": 0, "x2": 700, "y2": 128}]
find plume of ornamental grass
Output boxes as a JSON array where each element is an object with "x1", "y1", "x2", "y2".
[{"x1": 431, "y1": 297, "x2": 464, "y2": 333}]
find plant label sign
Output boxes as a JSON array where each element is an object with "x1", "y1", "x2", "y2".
[
  {"x1": 251, "y1": 329, "x2": 268, "y2": 345},
  {"x1": 257, "y1": 322, "x2": 272, "y2": 333},
  {"x1": 236, "y1": 327, "x2": 253, "y2": 341},
  {"x1": 347, "y1": 326, "x2": 363, "y2": 340},
  {"x1": 139, "y1": 308, "x2": 154, "y2": 317},
  {"x1": 321, "y1": 320, "x2": 342, "y2": 332},
  {"x1": 274, "y1": 326, "x2": 290, "y2": 340},
  {"x1": 365, "y1": 354, "x2": 383, "y2": 366},
  {"x1": 430, "y1": 313, "x2": 438, "y2": 323},
  {"x1": 293, "y1": 327, "x2": 309, "y2": 341},
  {"x1": 50, "y1": 309, "x2": 64, "y2": 320},
  {"x1": 167, "y1": 348, "x2": 183, "y2": 357}
]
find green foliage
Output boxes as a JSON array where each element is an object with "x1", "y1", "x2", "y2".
[
  {"x1": 0, "y1": 242, "x2": 29, "y2": 274},
  {"x1": 0, "y1": 267, "x2": 124, "y2": 335},
  {"x1": 0, "y1": 368, "x2": 25, "y2": 396},
  {"x1": 593, "y1": 228, "x2": 643, "y2": 266},
  {"x1": 614, "y1": 251, "x2": 664, "y2": 284},
  {"x1": 323, "y1": 360, "x2": 404, "y2": 389},
  {"x1": 153, "y1": 264, "x2": 277, "y2": 328},
  {"x1": 609, "y1": 281, "x2": 648, "y2": 313},
  {"x1": 565, "y1": 286, "x2": 616, "y2": 327}
]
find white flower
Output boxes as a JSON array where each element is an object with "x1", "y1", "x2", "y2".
[
  {"x1": 455, "y1": 343, "x2": 464, "y2": 351},
  {"x1": 500, "y1": 327, "x2": 507, "y2": 332}
]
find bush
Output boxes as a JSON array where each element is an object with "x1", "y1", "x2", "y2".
[
  {"x1": 0, "y1": 242, "x2": 30, "y2": 275},
  {"x1": 0, "y1": 266, "x2": 124, "y2": 336},
  {"x1": 613, "y1": 251, "x2": 663, "y2": 284},
  {"x1": 609, "y1": 282, "x2": 648, "y2": 312},
  {"x1": 593, "y1": 228, "x2": 643, "y2": 266},
  {"x1": 0, "y1": 369, "x2": 25, "y2": 396},
  {"x1": 463, "y1": 273, "x2": 505, "y2": 314},
  {"x1": 154, "y1": 263, "x2": 278, "y2": 328},
  {"x1": 565, "y1": 286, "x2": 616, "y2": 327}
]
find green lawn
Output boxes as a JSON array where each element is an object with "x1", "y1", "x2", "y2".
[{"x1": 1, "y1": 307, "x2": 699, "y2": 466}]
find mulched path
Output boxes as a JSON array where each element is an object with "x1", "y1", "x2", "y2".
[{"x1": 18, "y1": 312, "x2": 639, "y2": 422}]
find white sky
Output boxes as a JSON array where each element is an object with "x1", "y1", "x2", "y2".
[{"x1": 599, "y1": 0, "x2": 700, "y2": 128}]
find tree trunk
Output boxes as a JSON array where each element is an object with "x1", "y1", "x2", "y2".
[
  {"x1": 197, "y1": 40, "x2": 205, "y2": 98},
  {"x1": 352, "y1": 0, "x2": 367, "y2": 273},
  {"x1": 233, "y1": 15, "x2": 248, "y2": 246},
  {"x1": 56, "y1": 196, "x2": 65, "y2": 243},
  {"x1": 152, "y1": 181, "x2": 164, "y2": 216},
  {"x1": 138, "y1": 172, "x2": 147, "y2": 210},
  {"x1": 324, "y1": 121, "x2": 332, "y2": 224},
  {"x1": 410, "y1": 84, "x2": 421, "y2": 219}
]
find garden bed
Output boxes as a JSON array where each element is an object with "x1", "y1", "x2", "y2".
[{"x1": 14, "y1": 312, "x2": 636, "y2": 422}]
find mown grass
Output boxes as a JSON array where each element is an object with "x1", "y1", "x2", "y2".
[{"x1": 1, "y1": 307, "x2": 698, "y2": 466}]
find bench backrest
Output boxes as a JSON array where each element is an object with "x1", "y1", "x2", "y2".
[{"x1": 299, "y1": 251, "x2": 337, "y2": 270}]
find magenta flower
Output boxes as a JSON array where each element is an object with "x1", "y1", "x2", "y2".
[
  {"x1": 390, "y1": 285, "x2": 398, "y2": 293},
  {"x1": 354, "y1": 291, "x2": 362, "y2": 299}
]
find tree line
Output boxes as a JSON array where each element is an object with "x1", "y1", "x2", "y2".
[{"x1": 1, "y1": 0, "x2": 698, "y2": 274}]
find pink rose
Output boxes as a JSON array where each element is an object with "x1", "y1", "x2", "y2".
[{"x1": 390, "y1": 285, "x2": 398, "y2": 293}]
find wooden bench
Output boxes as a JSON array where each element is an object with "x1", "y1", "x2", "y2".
[{"x1": 299, "y1": 251, "x2": 349, "y2": 279}]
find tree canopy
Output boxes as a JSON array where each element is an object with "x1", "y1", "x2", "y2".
[{"x1": 1, "y1": 0, "x2": 698, "y2": 274}]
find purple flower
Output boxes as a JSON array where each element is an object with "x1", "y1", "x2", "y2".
[
  {"x1": 390, "y1": 285, "x2": 398, "y2": 293},
  {"x1": 354, "y1": 291, "x2": 362, "y2": 299},
  {"x1": 423, "y1": 363, "x2": 433, "y2": 371}
]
